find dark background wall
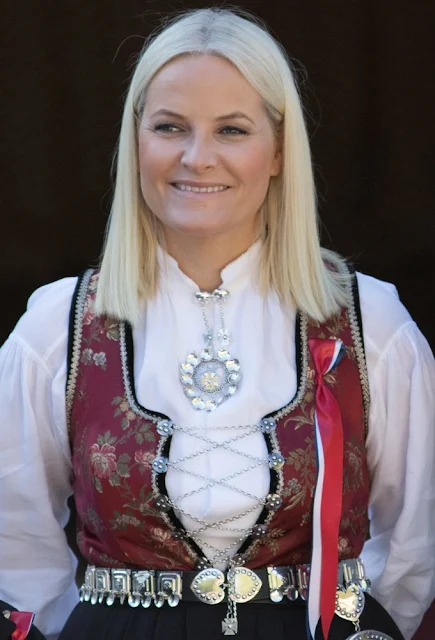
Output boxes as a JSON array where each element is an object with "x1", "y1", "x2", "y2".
[{"x1": 1, "y1": 0, "x2": 434, "y2": 636}]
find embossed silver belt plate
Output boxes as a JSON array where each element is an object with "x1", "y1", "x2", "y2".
[{"x1": 190, "y1": 568, "x2": 262, "y2": 604}]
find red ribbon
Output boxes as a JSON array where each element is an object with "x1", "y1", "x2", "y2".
[
  {"x1": 309, "y1": 338, "x2": 344, "y2": 640},
  {"x1": 9, "y1": 612, "x2": 34, "y2": 640}
]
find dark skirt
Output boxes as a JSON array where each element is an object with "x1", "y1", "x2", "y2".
[{"x1": 59, "y1": 594, "x2": 404, "y2": 640}]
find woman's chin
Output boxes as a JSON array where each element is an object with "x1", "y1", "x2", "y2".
[{"x1": 163, "y1": 220, "x2": 231, "y2": 239}]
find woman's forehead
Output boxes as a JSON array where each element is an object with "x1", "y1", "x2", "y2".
[{"x1": 144, "y1": 55, "x2": 264, "y2": 116}]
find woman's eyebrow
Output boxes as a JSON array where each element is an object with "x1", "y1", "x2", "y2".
[{"x1": 150, "y1": 108, "x2": 255, "y2": 125}]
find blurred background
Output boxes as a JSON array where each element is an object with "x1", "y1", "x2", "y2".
[{"x1": 1, "y1": 0, "x2": 434, "y2": 636}]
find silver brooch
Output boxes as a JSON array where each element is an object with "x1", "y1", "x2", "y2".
[{"x1": 180, "y1": 289, "x2": 242, "y2": 411}]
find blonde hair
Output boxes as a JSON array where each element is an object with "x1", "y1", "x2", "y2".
[{"x1": 95, "y1": 6, "x2": 350, "y2": 325}]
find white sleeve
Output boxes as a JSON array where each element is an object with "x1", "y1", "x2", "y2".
[
  {"x1": 361, "y1": 321, "x2": 435, "y2": 639},
  {"x1": 0, "y1": 325, "x2": 78, "y2": 635}
]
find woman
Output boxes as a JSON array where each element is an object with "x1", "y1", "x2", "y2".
[{"x1": 0, "y1": 7, "x2": 433, "y2": 640}]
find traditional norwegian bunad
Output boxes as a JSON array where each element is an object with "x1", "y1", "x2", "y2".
[{"x1": 61, "y1": 269, "x2": 403, "y2": 640}]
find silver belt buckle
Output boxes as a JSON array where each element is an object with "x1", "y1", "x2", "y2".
[
  {"x1": 342, "y1": 558, "x2": 372, "y2": 593},
  {"x1": 107, "y1": 569, "x2": 131, "y2": 606},
  {"x1": 296, "y1": 564, "x2": 310, "y2": 600},
  {"x1": 94, "y1": 568, "x2": 111, "y2": 604},
  {"x1": 267, "y1": 566, "x2": 299, "y2": 602},
  {"x1": 155, "y1": 571, "x2": 182, "y2": 607},
  {"x1": 79, "y1": 566, "x2": 112, "y2": 605},
  {"x1": 80, "y1": 565, "x2": 95, "y2": 603},
  {"x1": 131, "y1": 570, "x2": 155, "y2": 608},
  {"x1": 190, "y1": 568, "x2": 262, "y2": 605}
]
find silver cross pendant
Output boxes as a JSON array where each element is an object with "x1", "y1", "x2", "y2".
[{"x1": 222, "y1": 617, "x2": 238, "y2": 635}]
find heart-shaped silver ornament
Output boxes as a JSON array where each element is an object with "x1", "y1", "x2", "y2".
[
  {"x1": 335, "y1": 585, "x2": 365, "y2": 622},
  {"x1": 228, "y1": 567, "x2": 262, "y2": 603},
  {"x1": 190, "y1": 569, "x2": 225, "y2": 605}
]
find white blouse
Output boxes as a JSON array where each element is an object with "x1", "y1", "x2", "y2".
[{"x1": 0, "y1": 245, "x2": 434, "y2": 640}]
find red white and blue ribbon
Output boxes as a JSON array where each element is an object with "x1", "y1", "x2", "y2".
[{"x1": 307, "y1": 338, "x2": 345, "y2": 640}]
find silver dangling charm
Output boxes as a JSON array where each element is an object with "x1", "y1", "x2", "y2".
[
  {"x1": 180, "y1": 289, "x2": 242, "y2": 411},
  {"x1": 222, "y1": 577, "x2": 238, "y2": 635}
]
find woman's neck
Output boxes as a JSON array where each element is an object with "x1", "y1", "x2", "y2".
[{"x1": 163, "y1": 232, "x2": 257, "y2": 291}]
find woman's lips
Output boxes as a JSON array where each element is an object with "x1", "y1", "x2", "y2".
[{"x1": 170, "y1": 183, "x2": 231, "y2": 197}]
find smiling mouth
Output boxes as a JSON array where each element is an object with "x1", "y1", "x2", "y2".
[{"x1": 171, "y1": 183, "x2": 231, "y2": 194}]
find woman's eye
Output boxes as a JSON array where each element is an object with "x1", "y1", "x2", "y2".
[
  {"x1": 152, "y1": 124, "x2": 248, "y2": 136},
  {"x1": 219, "y1": 126, "x2": 248, "y2": 135},
  {"x1": 153, "y1": 123, "x2": 182, "y2": 133}
]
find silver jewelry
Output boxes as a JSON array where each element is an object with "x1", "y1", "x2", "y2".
[
  {"x1": 345, "y1": 634, "x2": 393, "y2": 640},
  {"x1": 180, "y1": 289, "x2": 242, "y2": 411}
]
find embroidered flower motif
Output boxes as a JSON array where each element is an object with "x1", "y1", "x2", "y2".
[
  {"x1": 285, "y1": 437, "x2": 316, "y2": 510},
  {"x1": 119, "y1": 514, "x2": 141, "y2": 527},
  {"x1": 81, "y1": 348, "x2": 93, "y2": 365},
  {"x1": 134, "y1": 450, "x2": 155, "y2": 467},
  {"x1": 344, "y1": 442, "x2": 364, "y2": 491},
  {"x1": 92, "y1": 351, "x2": 107, "y2": 369},
  {"x1": 101, "y1": 318, "x2": 120, "y2": 341},
  {"x1": 109, "y1": 511, "x2": 142, "y2": 530},
  {"x1": 112, "y1": 396, "x2": 139, "y2": 431},
  {"x1": 261, "y1": 528, "x2": 285, "y2": 554},
  {"x1": 111, "y1": 397, "x2": 156, "y2": 439},
  {"x1": 324, "y1": 313, "x2": 347, "y2": 338},
  {"x1": 90, "y1": 443, "x2": 117, "y2": 479},
  {"x1": 338, "y1": 537, "x2": 349, "y2": 552},
  {"x1": 283, "y1": 477, "x2": 302, "y2": 495},
  {"x1": 149, "y1": 526, "x2": 175, "y2": 547},
  {"x1": 283, "y1": 403, "x2": 315, "y2": 431},
  {"x1": 81, "y1": 348, "x2": 107, "y2": 370},
  {"x1": 306, "y1": 367, "x2": 316, "y2": 381}
]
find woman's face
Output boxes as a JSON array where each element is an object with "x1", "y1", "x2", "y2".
[{"x1": 138, "y1": 54, "x2": 281, "y2": 246}]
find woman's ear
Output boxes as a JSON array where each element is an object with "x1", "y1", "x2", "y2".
[
  {"x1": 270, "y1": 132, "x2": 283, "y2": 177},
  {"x1": 270, "y1": 149, "x2": 282, "y2": 177}
]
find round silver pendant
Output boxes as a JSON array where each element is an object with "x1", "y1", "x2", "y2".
[
  {"x1": 345, "y1": 633, "x2": 394, "y2": 640},
  {"x1": 180, "y1": 349, "x2": 242, "y2": 411}
]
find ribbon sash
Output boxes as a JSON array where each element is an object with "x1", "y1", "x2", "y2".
[{"x1": 308, "y1": 338, "x2": 345, "y2": 640}]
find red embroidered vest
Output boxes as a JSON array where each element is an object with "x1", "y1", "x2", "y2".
[{"x1": 67, "y1": 270, "x2": 370, "y2": 570}]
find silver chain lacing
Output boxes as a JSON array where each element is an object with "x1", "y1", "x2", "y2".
[{"x1": 162, "y1": 420, "x2": 277, "y2": 567}]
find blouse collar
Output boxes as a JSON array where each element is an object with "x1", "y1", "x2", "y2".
[{"x1": 157, "y1": 241, "x2": 262, "y2": 295}]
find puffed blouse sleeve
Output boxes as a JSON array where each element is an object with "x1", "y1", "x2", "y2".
[
  {"x1": 361, "y1": 315, "x2": 435, "y2": 639},
  {"x1": 0, "y1": 278, "x2": 79, "y2": 640}
]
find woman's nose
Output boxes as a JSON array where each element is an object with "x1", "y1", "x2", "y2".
[{"x1": 181, "y1": 132, "x2": 218, "y2": 172}]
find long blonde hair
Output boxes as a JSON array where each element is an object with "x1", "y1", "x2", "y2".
[{"x1": 95, "y1": 6, "x2": 350, "y2": 325}]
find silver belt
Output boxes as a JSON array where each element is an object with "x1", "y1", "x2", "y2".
[
  {"x1": 79, "y1": 557, "x2": 370, "y2": 609},
  {"x1": 78, "y1": 559, "x2": 397, "y2": 638}
]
